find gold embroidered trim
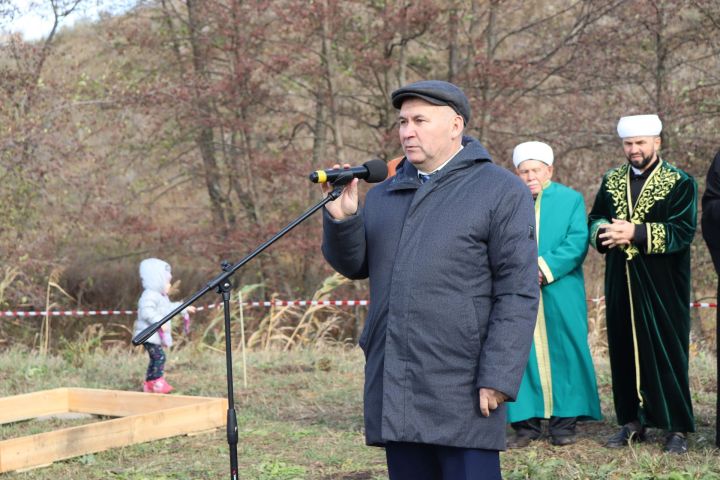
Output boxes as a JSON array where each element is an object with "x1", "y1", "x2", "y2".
[
  {"x1": 624, "y1": 243, "x2": 640, "y2": 260},
  {"x1": 538, "y1": 257, "x2": 554, "y2": 284},
  {"x1": 631, "y1": 164, "x2": 680, "y2": 224},
  {"x1": 533, "y1": 179, "x2": 552, "y2": 416},
  {"x1": 534, "y1": 293, "x2": 553, "y2": 418},
  {"x1": 605, "y1": 161, "x2": 679, "y2": 260},
  {"x1": 535, "y1": 189, "x2": 543, "y2": 245},
  {"x1": 648, "y1": 223, "x2": 667, "y2": 253},
  {"x1": 604, "y1": 166, "x2": 636, "y2": 258},
  {"x1": 604, "y1": 165, "x2": 629, "y2": 221},
  {"x1": 625, "y1": 263, "x2": 644, "y2": 407}
]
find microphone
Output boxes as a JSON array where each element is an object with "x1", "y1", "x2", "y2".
[{"x1": 309, "y1": 159, "x2": 388, "y2": 184}]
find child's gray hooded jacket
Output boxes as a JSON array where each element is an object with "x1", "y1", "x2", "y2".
[{"x1": 133, "y1": 258, "x2": 182, "y2": 346}]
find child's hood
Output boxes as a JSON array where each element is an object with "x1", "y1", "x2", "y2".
[{"x1": 139, "y1": 258, "x2": 172, "y2": 293}]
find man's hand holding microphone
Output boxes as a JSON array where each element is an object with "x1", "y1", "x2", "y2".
[{"x1": 310, "y1": 159, "x2": 387, "y2": 220}]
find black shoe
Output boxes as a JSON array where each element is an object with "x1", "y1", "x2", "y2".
[
  {"x1": 551, "y1": 434, "x2": 577, "y2": 446},
  {"x1": 507, "y1": 433, "x2": 539, "y2": 449},
  {"x1": 605, "y1": 424, "x2": 646, "y2": 448},
  {"x1": 664, "y1": 432, "x2": 688, "y2": 454}
]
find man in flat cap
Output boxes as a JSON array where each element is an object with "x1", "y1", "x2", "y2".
[
  {"x1": 589, "y1": 114, "x2": 697, "y2": 454},
  {"x1": 507, "y1": 141, "x2": 602, "y2": 448},
  {"x1": 701, "y1": 147, "x2": 720, "y2": 448},
  {"x1": 321, "y1": 80, "x2": 538, "y2": 479}
]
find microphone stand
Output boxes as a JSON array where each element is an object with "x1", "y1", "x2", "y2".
[{"x1": 132, "y1": 181, "x2": 351, "y2": 480}]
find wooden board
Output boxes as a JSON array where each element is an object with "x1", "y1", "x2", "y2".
[
  {"x1": 0, "y1": 389, "x2": 69, "y2": 424},
  {"x1": 0, "y1": 388, "x2": 227, "y2": 473}
]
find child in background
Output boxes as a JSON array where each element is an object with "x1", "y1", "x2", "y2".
[{"x1": 133, "y1": 258, "x2": 194, "y2": 393}]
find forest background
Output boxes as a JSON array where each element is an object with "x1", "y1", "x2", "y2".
[{"x1": 1, "y1": 0, "x2": 719, "y2": 351}]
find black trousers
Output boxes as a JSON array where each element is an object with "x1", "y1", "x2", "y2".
[
  {"x1": 385, "y1": 442, "x2": 501, "y2": 480},
  {"x1": 511, "y1": 417, "x2": 577, "y2": 438},
  {"x1": 711, "y1": 250, "x2": 720, "y2": 448},
  {"x1": 716, "y1": 281, "x2": 719, "y2": 448}
]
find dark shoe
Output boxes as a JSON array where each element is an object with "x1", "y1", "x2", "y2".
[
  {"x1": 664, "y1": 432, "x2": 688, "y2": 454},
  {"x1": 507, "y1": 433, "x2": 539, "y2": 449},
  {"x1": 549, "y1": 416, "x2": 577, "y2": 446},
  {"x1": 605, "y1": 424, "x2": 646, "y2": 448},
  {"x1": 551, "y1": 434, "x2": 578, "y2": 446}
]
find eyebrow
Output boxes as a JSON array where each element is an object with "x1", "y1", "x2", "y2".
[{"x1": 398, "y1": 113, "x2": 428, "y2": 121}]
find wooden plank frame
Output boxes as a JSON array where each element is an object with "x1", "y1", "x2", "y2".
[{"x1": 0, "y1": 388, "x2": 227, "y2": 473}]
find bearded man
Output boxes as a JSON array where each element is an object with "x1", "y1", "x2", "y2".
[{"x1": 588, "y1": 114, "x2": 697, "y2": 454}]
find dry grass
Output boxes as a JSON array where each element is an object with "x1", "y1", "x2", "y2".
[
  {"x1": 0, "y1": 344, "x2": 717, "y2": 479},
  {"x1": 195, "y1": 273, "x2": 358, "y2": 353}
]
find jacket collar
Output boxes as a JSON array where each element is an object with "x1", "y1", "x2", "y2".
[{"x1": 387, "y1": 135, "x2": 492, "y2": 191}]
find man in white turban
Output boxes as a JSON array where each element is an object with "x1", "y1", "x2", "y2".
[
  {"x1": 507, "y1": 141, "x2": 602, "y2": 448},
  {"x1": 588, "y1": 114, "x2": 697, "y2": 454}
]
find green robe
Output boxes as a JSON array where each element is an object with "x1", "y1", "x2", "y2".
[
  {"x1": 588, "y1": 159, "x2": 697, "y2": 432},
  {"x1": 507, "y1": 181, "x2": 602, "y2": 423}
]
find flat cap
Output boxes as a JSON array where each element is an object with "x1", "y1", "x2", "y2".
[{"x1": 391, "y1": 80, "x2": 471, "y2": 125}]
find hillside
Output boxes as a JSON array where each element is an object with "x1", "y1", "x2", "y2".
[{"x1": 0, "y1": 0, "x2": 719, "y2": 348}]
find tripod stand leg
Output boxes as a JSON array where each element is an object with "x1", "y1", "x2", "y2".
[{"x1": 221, "y1": 284, "x2": 239, "y2": 479}]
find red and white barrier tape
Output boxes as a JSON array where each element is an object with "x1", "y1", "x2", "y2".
[
  {"x1": 0, "y1": 300, "x2": 370, "y2": 318},
  {"x1": 0, "y1": 310, "x2": 137, "y2": 317},
  {"x1": 0, "y1": 298, "x2": 716, "y2": 318},
  {"x1": 588, "y1": 296, "x2": 717, "y2": 308}
]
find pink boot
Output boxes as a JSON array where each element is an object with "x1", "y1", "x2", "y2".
[{"x1": 143, "y1": 376, "x2": 174, "y2": 394}]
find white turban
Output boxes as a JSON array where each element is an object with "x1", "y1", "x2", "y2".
[
  {"x1": 512, "y1": 141, "x2": 554, "y2": 168},
  {"x1": 617, "y1": 114, "x2": 662, "y2": 138}
]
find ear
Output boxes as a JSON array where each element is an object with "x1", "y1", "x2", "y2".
[
  {"x1": 654, "y1": 136, "x2": 662, "y2": 150},
  {"x1": 450, "y1": 114, "x2": 464, "y2": 139}
]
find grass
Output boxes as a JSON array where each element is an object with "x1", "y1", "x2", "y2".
[{"x1": 0, "y1": 344, "x2": 718, "y2": 479}]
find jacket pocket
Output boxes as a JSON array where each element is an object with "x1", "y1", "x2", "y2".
[
  {"x1": 358, "y1": 309, "x2": 379, "y2": 354},
  {"x1": 471, "y1": 295, "x2": 491, "y2": 343}
]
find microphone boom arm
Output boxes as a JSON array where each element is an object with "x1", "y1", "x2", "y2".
[{"x1": 131, "y1": 183, "x2": 347, "y2": 480}]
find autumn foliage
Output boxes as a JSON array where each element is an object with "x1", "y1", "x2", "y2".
[{"x1": 0, "y1": 0, "x2": 719, "y2": 346}]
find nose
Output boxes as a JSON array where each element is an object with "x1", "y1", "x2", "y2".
[{"x1": 400, "y1": 123, "x2": 415, "y2": 141}]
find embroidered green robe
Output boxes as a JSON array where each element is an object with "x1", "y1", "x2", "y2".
[
  {"x1": 588, "y1": 160, "x2": 697, "y2": 432},
  {"x1": 508, "y1": 181, "x2": 602, "y2": 423}
]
